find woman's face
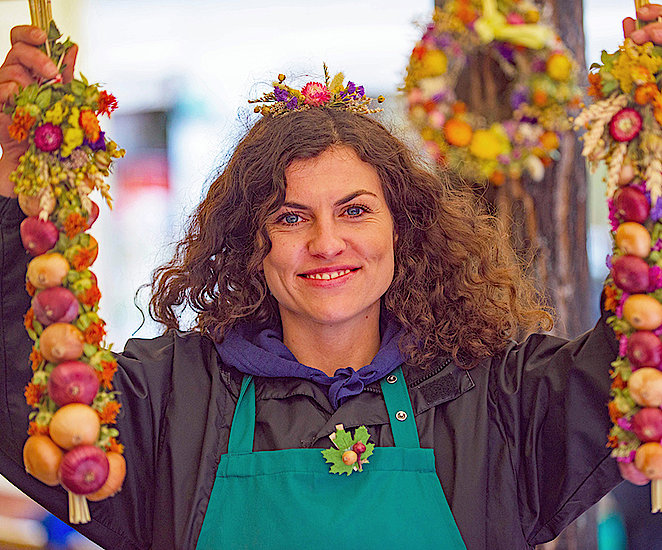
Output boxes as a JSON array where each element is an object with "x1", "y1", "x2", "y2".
[{"x1": 263, "y1": 145, "x2": 396, "y2": 331}]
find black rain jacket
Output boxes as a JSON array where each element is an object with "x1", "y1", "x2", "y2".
[{"x1": 0, "y1": 197, "x2": 622, "y2": 549}]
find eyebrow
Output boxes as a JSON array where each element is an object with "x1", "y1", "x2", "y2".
[{"x1": 281, "y1": 189, "x2": 378, "y2": 210}]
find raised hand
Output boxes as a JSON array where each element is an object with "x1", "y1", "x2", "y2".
[
  {"x1": 624, "y1": 4, "x2": 662, "y2": 45},
  {"x1": 0, "y1": 25, "x2": 77, "y2": 197}
]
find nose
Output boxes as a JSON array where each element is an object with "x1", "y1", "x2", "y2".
[{"x1": 307, "y1": 219, "x2": 346, "y2": 258}]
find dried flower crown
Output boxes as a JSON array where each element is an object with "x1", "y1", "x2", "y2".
[{"x1": 249, "y1": 63, "x2": 385, "y2": 118}]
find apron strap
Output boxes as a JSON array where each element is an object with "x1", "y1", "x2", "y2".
[
  {"x1": 379, "y1": 366, "x2": 420, "y2": 448},
  {"x1": 227, "y1": 375, "x2": 256, "y2": 453},
  {"x1": 229, "y1": 366, "x2": 420, "y2": 452}
]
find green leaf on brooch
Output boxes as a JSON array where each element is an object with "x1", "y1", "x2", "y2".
[
  {"x1": 332, "y1": 428, "x2": 353, "y2": 451},
  {"x1": 321, "y1": 424, "x2": 375, "y2": 476},
  {"x1": 321, "y1": 447, "x2": 355, "y2": 476}
]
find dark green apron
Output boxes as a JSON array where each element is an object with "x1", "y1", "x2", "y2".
[{"x1": 196, "y1": 366, "x2": 466, "y2": 549}]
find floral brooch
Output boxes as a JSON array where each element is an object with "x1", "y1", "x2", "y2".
[{"x1": 321, "y1": 424, "x2": 375, "y2": 475}]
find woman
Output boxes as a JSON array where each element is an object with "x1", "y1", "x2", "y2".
[{"x1": 0, "y1": 13, "x2": 648, "y2": 549}]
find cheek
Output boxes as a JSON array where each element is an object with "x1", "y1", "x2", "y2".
[{"x1": 262, "y1": 236, "x2": 299, "y2": 284}]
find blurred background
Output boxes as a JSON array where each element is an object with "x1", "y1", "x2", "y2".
[{"x1": 0, "y1": 0, "x2": 645, "y2": 548}]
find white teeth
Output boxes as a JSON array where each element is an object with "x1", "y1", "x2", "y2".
[{"x1": 303, "y1": 269, "x2": 352, "y2": 280}]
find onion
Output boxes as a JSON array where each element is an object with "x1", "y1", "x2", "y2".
[
  {"x1": 618, "y1": 460, "x2": 650, "y2": 486},
  {"x1": 40, "y1": 323, "x2": 85, "y2": 363},
  {"x1": 48, "y1": 361, "x2": 99, "y2": 406},
  {"x1": 26, "y1": 253, "x2": 70, "y2": 289},
  {"x1": 49, "y1": 403, "x2": 100, "y2": 450},
  {"x1": 86, "y1": 452, "x2": 126, "y2": 501},
  {"x1": 59, "y1": 445, "x2": 109, "y2": 495},
  {"x1": 628, "y1": 368, "x2": 662, "y2": 407},
  {"x1": 23, "y1": 435, "x2": 64, "y2": 486},
  {"x1": 20, "y1": 217, "x2": 59, "y2": 256},
  {"x1": 631, "y1": 408, "x2": 662, "y2": 442},
  {"x1": 635, "y1": 442, "x2": 662, "y2": 479},
  {"x1": 18, "y1": 190, "x2": 55, "y2": 217},
  {"x1": 626, "y1": 331, "x2": 662, "y2": 369},
  {"x1": 32, "y1": 287, "x2": 79, "y2": 326}
]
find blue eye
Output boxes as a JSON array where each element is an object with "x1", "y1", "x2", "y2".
[
  {"x1": 345, "y1": 205, "x2": 367, "y2": 217},
  {"x1": 281, "y1": 212, "x2": 302, "y2": 225}
]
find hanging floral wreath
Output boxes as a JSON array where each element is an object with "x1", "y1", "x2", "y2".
[
  {"x1": 403, "y1": 0, "x2": 583, "y2": 185},
  {"x1": 575, "y1": 36, "x2": 662, "y2": 512}
]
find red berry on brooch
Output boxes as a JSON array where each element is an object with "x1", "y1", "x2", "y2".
[
  {"x1": 609, "y1": 108, "x2": 643, "y2": 142},
  {"x1": 353, "y1": 442, "x2": 366, "y2": 455}
]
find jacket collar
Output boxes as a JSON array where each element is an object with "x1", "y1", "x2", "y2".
[{"x1": 220, "y1": 356, "x2": 475, "y2": 421}]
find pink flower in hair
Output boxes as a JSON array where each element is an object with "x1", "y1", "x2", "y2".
[{"x1": 302, "y1": 82, "x2": 331, "y2": 106}]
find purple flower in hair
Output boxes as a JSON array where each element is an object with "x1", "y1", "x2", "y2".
[
  {"x1": 286, "y1": 96, "x2": 298, "y2": 109},
  {"x1": 346, "y1": 81, "x2": 356, "y2": 95},
  {"x1": 356, "y1": 85, "x2": 364, "y2": 98},
  {"x1": 274, "y1": 87, "x2": 289, "y2": 102}
]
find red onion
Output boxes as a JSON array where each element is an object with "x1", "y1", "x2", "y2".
[
  {"x1": 20, "y1": 216, "x2": 59, "y2": 256},
  {"x1": 48, "y1": 361, "x2": 99, "y2": 406},
  {"x1": 32, "y1": 287, "x2": 79, "y2": 326},
  {"x1": 627, "y1": 331, "x2": 662, "y2": 369},
  {"x1": 59, "y1": 445, "x2": 109, "y2": 495},
  {"x1": 631, "y1": 407, "x2": 662, "y2": 443},
  {"x1": 618, "y1": 461, "x2": 650, "y2": 486}
]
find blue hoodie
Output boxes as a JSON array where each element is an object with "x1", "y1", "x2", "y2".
[{"x1": 215, "y1": 315, "x2": 405, "y2": 408}]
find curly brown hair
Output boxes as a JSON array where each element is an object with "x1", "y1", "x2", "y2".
[{"x1": 149, "y1": 108, "x2": 552, "y2": 368}]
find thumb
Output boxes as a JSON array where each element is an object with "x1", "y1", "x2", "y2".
[{"x1": 623, "y1": 16, "x2": 637, "y2": 38}]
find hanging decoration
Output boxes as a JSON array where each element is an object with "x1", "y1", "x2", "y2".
[
  {"x1": 574, "y1": 0, "x2": 662, "y2": 513},
  {"x1": 403, "y1": 0, "x2": 582, "y2": 186},
  {"x1": 7, "y1": 0, "x2": 125, "y2": 524}
]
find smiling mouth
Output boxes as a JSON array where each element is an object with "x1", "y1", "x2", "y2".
[{"x1": 299, "y1": 268, "x2": 357, "y2": 281}]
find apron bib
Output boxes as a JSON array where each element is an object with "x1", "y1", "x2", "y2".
[{"x1": 196, "y1": 366, "x2": 466, "y2": 549}]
